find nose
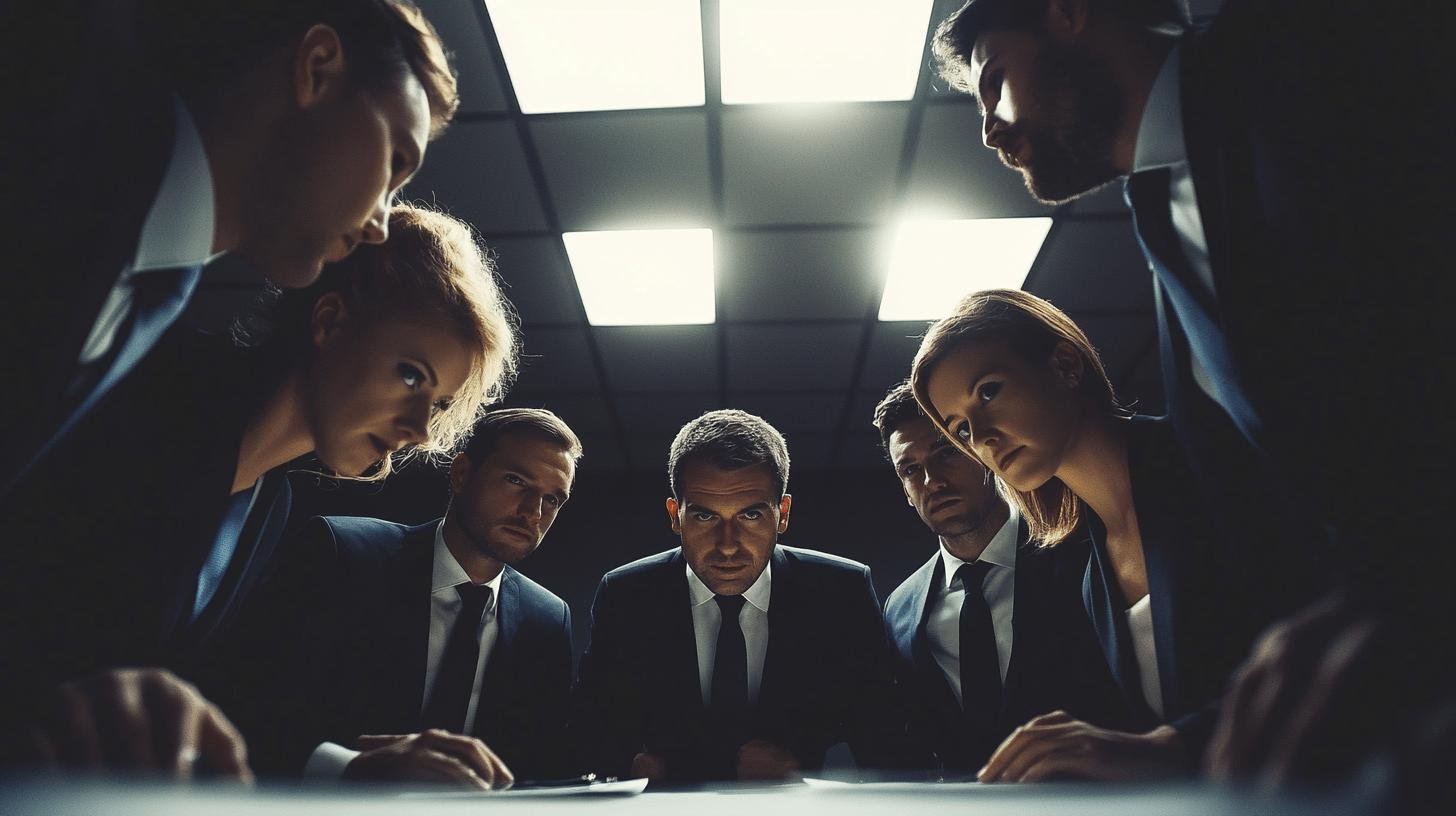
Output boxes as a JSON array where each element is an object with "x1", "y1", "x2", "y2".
[
  {"x1": 519, "y1": 495, "x2": 544, "y2": 525},
  {"x1": 966, "y1": 413, "x2": 1001, "y2": 459},
  {"x1": 396, "y1": 399, "x2": 430, "y2": 445},
  {"x1": 717, "y1": 519, "x2": 741, "y2": 555},
  {"x1": 921, "y1": 461, "x2": 950, "y2": 490},
  {"x1": 360, "y1": 195, "x2": 392, "y2": 245},
  {"x1": 983, "y1": 115, "x2": 1010, "y2": 151}
]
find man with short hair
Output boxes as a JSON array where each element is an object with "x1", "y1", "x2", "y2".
[
  {"x1": 220, "y1": 409, "x2": 583, "y2": 789},
  {"x1": 573, "y1": 410, "x2": 907, "y2": 783},
  {"x1": 874, "y1": 382, "x2": 1128, "y2": 778},
  {"x1": 930, "y1": 0, "x2": 1452, "y2": 785},
  {"x1": 0, "y1": 0, "x2": 459, "y2": 778}
]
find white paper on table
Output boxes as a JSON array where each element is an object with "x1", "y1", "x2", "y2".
[{"x1": 399, "y1": 777, "x2": 650, "y2": 798}]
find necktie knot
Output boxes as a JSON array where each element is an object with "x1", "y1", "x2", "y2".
[
  {"x1": 714, "y1": 593, "x2": 747, "y2": 618},
  {"x1": 956, "y1": 561, "x2": 994, "y2": 593},
  {"x1": 456, "y1": 582, "x2": 493, "y2": 619}
]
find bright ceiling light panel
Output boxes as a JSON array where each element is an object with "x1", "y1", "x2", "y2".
[
  {"x1": 878, "y1": 217, "x2": 1054, "y2": 321},
  {"x1": 563, "y1": 228, "x2": 716, "y2": 326},
  {"x1": 720, "y1": 0, "x2": 936, "y2": 105},
  {"x1": 487, "y1": 0, "x2": 706, "y2": 114}
]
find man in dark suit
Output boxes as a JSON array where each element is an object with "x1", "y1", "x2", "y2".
[
  {"x1": 929, "y1": 0, "x2": 1453, "y2": 786},
  {"x1": 218, "y1": 409, "x2": 581, "y2": 789},
  {"x1": 573, "y1": 410, "x2": 908, "y2": 783},
  {"x1": 873, "y1": 383, "x2": 1128, "y2": 777}
]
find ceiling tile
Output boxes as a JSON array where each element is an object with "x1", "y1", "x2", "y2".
[
  {"x1": 783, "y1": 433, "x2": 834, "y2": 471},
  {"x1": 847, "y1": 389, "x2": 897, "y2": 440},
  {"x1": 907, "y1": 101, "x2": 1052, "y2": 219},
  {"x1": 723, "y1": 105, "x2": 907, "y2": 226},
  {"x1": 571, "y1": 431, "x2": 629, "y2": 474},
  {"x1": 725, "y1": 325, "x2": 861, "y2": 390},
  {"x1": 719, "y1": 229, "x2": 879, "y2": 321},
  {"x1": 531, "y1": 110, "x2": 712, "y2": 232},
  {"x1": 406, "y1": 121, "x2": 548, "y2": 234},
  {"x1": 859, "y1": 321, "x2": 931, "y2": 392},
  {"x1": 613, "y1": 392, "x2": 721, "y2": 436},
  {"x1": 415, "y1": 0, "x2": 509, "y2": 114},
  {"x1": 727, "y1": 391, "x2": 845, "y2": 434},
  {"x1": 624, "y1": 432, "x2": 679, "y2": 475},
  {"x1": 488, "y1": 236, "x2": 582, "y2": 325},
  {"x1": 1028, "y1": 219, "x2": 1152, "y2": 312},
  {"x1": 512, "y1": 327, "x2": 598, "y2": 393},
  {"x1": 595, "y1": 325, "x2": 719, "y2": 392},
  {"x1": 1068, "y1": 314, "x2": 1157, "y2": 388},
  {"x1": 838, "y1": 429, "x2": 895, "y2": 470},
  {"x1": 499, "y1": 392, "x2": 615, "y2": 435}
]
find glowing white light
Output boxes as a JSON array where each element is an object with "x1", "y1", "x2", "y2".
[
  {"x1": 563, "y1": 228, "x2": 716, "y2": 325},
  {"x1": 720, "y1": 0, "x2": 935, "y2": 105},
  {"x1": 878, "y1": 217, "x2": 1054, "y2": 321},
  {"x1": 487, "y1": 0, "x2": 706, "y2": 114}
]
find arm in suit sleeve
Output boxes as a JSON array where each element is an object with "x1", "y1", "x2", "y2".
[
  {"x1": 843, "y1": 567, "x2": 931, "y2": 772},
  {"x1": 524, "y1": 601, "x2": 576, "y2": 779},
  {"x1": 568, "y1": 575, "x2": 642, "y2": 778}
]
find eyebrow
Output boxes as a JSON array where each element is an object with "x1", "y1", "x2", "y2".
[
  {"x1": 407, "y1": 355, "x2": 439, "y2": 387},
  {"x1": 974, "y1": 52, "x2": 998, "y2": 110},
  {"x1": 686, "y1": 500, "x2": 771, "y2": 515}
]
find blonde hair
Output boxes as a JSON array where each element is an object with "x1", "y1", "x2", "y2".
[
  {"x1": 908, "y1": 289, "x2": 1120, "y2": 545},
  {"x1": 239, "y1": 203, "x2": 517, "y2": 480}
]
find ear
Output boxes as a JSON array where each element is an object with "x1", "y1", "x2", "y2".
[
  {"x1": 777, "y1": 494, "x2": 793, "y2": 534},
  {"x1": 1044, "y1": 0, "x2": 1091, "y2": 40},
  {"x1": 1050, "y1": 340, "x2": 1087, "y2": 390},
  {"x1": 310, "y1": 291, "x2": 349, "y2": 349},
  {"x1": 293, "y1": 24, "x2": 349, "y2": 111},
  {"x1": 666, "y1": 497, "x2": 683, "y2": 535},
  {"x1": 448, "y1": 453, "x2": 472, "y2": 494}
]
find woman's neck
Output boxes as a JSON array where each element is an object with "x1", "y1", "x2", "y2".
[
  {"x1": 232, "y1": 369, "x2": 314, "y2": 493},
  {"x1": 1056, "y1": 414, "x2": 1137, "y2": 539}
]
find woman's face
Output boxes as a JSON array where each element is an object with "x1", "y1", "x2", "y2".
[
  {"x1": 306, "y1": 307, "x2": 475, "y2": 477},
  {"x1": 924, "y1": 339, "x2": 1085, "y2": 493}
]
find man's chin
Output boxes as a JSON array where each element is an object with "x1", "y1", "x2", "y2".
[{"x1": 1023, "y1": 166, "x2": 1122, "y2": 206}]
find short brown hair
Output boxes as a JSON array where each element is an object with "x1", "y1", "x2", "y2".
[
  {"x1": 143, "y1": 0, "x2": 459, "y2": 136},
  {"x1": 932, "y1": 0, "x2": 1190, "y2": 94},
  {"x1": 909, "y1": 289, "x2": 1120, "y2": 545},
  {"x1": 463, "y1": 408, "x2": 584, "y2": 470},
  {"x1": 871, "y1": 380, "x2": 929, "y2": 461},
  {"x1": 668, "y1": 410, "x2": 790, "y2": 500},
  {"x1": 238, "y1": 203, "x2": 518, "y2": 480}
]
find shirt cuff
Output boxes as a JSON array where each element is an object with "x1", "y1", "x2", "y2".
[{"x1": 304, "y1": 742, "x2": 361, "y2": 779}]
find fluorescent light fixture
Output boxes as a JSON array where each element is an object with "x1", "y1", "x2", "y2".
[
  {"x1": 563, "y1": 228, "x2": 716, "y2": 325},
  {"x1": 720, "y1": 0, "x2": 935, "y2": 105},
  {"x1": 878, "y1": 217, "x2": 1054, "y2": 321},
  {"x1": 487, "y1": 0, "x2": 705, "y2": 114}
]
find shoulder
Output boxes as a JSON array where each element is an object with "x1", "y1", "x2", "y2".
[
  {"x1": 600, "y1": 548, "x2": 680, "y2": 586},
  {"x1": 778, "y1": 545, "x2": 870, "y2": 578},
  {"x1": 884, "y1": 554, "x2": 938, "y2": 618},
  {"x1": 503, "y1": 566, "x2": 569, "y2": 619},
  {"x1": 313, "y1": 516, "x2": 429, "y2": 564}
]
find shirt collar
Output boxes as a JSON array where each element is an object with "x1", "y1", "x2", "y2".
[
  {"x1": 131, "y1": 95, "x2": 217, "y2": 276},
  {"x1": 1132, "y1": 41, "x2": 1187, "y2": 174},
  {"x1": 939, "y1": 505, "x2": 1020, "y2": 591},
  {"x1": 686, "y1": 555, "x2": 773, "y2": 614},
  {"x1": 432, "y1": 520, "x2": 503, "y2": 608}
]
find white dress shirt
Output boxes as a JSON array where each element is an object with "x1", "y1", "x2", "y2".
[
  {"x1": 1124, "y1": 594, "x2": 1166, "y2": 719},
  {"x1": 306, "y1": 521, "x2": 504, "y2": 777},
  {"x1": 687, "y1": 559, "x2": 771, "y2": 706},
  {"x1": 1132, "y1": 42, "x2": 1220, "y2": 403},
  {"x1": 925, "y1": 508, "x2": 1020, "y2": 707},
  {"x1": 78, "y1": 94, "x2": 216, "y2": 365}
]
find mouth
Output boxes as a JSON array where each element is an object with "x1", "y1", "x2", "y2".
[
  {"x1": 708, "y1": 562, "x2": 751, "y2": 574},
  {"x1": 499, "y1": 525, "x2": 534, "y2": 541},
  {"x1": 928, "y1": 496, "x2": 962, "y2": 515},
  {"x1": 996, "y1": 446, "x2": 1024, "y2": 472},
  {"x1": 367, "y1": 434, "x2": 393, "y2": 459}
]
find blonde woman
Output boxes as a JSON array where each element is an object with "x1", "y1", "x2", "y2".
[
  {"x1": 908, "y1": 289, "x2": 1322, "y2": 783},
  {"x1": 0, "y1": 204, "x2": 517, "y2": 777}
]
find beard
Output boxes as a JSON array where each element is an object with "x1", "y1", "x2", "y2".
[
  {"x1": 455, "y1": 508, "x2": 537, "y2": 565},
  {"x1": 1008, "y1": 42, "x2": 1125, "y2": 204}
]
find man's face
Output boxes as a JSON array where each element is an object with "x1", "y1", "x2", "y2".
[
  {"x1": 667, "y1": 460, "x2": 790, "y2": 596},
  {"x1": 448, "y1": 433, "x2": 576, "y2": 565},
  {"x1": 888, "y1": 416, "x2": 1006, "y2": 539},
  {"x1": 238, "y1": 72, "x2": 431, "y2": 288},
  {"x1": 966, "y1": 28, "x2": 1123, "y2": 203}
]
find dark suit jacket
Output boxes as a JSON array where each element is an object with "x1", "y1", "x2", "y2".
[
  {"x1": 883, "y1": 520, "x2": 1131, "y2": 775},
  {"x1": 1148, "y1": 1, "x2": 1452, "y2": 613},
  {"x1": 1080, "y1": 416, "x2": 1324, "y2": 761},
  {"x1": 221, "y1": 517, "x2": 574, "y2": 781},
  {"x1": 0, "y1": 0, "x2": 179, "y2": 494},
  {"x1": 0, "y1": 330, "x2": 292, "y2": 757},
  {"x1": 572, "y1": 545, "x2": 908, "y2": 782}
]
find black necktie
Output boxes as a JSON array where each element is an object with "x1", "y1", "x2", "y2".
[
  {"x1": 421, "y1": 582, "x2": 493, "y2": 733},
  {"x1": 710, "y1": 594, "x2": 749, "y2": 723},
  {"x1": 957, "y1": 561, "x2": 1000, "y2": 742}
]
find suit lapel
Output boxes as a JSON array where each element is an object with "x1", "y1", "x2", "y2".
[
  {"x1": 663, "y1": 550, "x2": 706, "y2": 716},
  {"x1": 474, "y1": 568, "x2": 521, "y2": 739},
  {"x1": 1126, "y1": 424, "x2": 1186, "y2": 719},
  {"x1": 1081, "y1": 523, "x2": 1155, "y2": 723},
  {"x1": 757, "y1": 548, "x2": 792, "y2": 712}
]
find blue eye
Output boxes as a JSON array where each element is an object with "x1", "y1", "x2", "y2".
[
  {"x1": 398, "y1": 363, "x2": 424, "y2": 389},
  {"x1": 955, "y1": 422, "x2": 972, "y2": 441},
  {"x1": 977, "y1": 382, "x2": 1001, "y2": 402}
]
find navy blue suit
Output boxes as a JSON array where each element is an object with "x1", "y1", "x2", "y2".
[
  {"x1": 1079, "y1": 417, "x2": 1325, "y2": 759},
  {"x1": 883, "y1": 522, "x2": 1131, "y2": 775},
  {"x1": 0, "y1": 330, "x2": 293, "y2": 761},
  {"x1": 219, "y1": 518, "x2": 575, "y2": 781},
  {"x1": 572, "y1": 546, "x2": 909, "y2": 782}
]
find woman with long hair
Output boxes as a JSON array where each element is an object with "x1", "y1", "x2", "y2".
[{"x1": 908, "y1": 289, "x2": 1323, "y2": 783}]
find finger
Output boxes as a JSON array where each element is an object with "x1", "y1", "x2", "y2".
[
  {"x1": 1018, "y1": 750, "x2": 1095, "y2": 783},
  {"x1": 419, "y1": 730, "x2": 511, "y2": 788},
  {"x1": 195, "y1": 702, "x2": 252, "y2": 782},
  {"x1": 1263, "y1": 618, "x2": 1381, "y2": 788},
  {"x1": 420, "y1": 749, "x2": 490, "y2": 790},
  {"x1": 95, "y1": 675, "x2": 155, "y2": 769},
  {"x1": 52, "y1": 683, "x2": 103, "y2": 768},
  {"x1": 155, "y1": 682, "x2": 203, "y2": 780},
  {"x1": 981, "y1": 723, "x2": 1077, "y2": 782},
  {"x1": 1206, "y1": 658, "x2": 1270, "y2": 779},
  {"x1": 993, "y1": 727, "x2": 1080, "y2": 783},
  {"x1": 355, "y1": 734, "x2": 412, "y2": 750},
  {"x1": 1027, "y1": 710, "x2": 1075, "y2": 727}
]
